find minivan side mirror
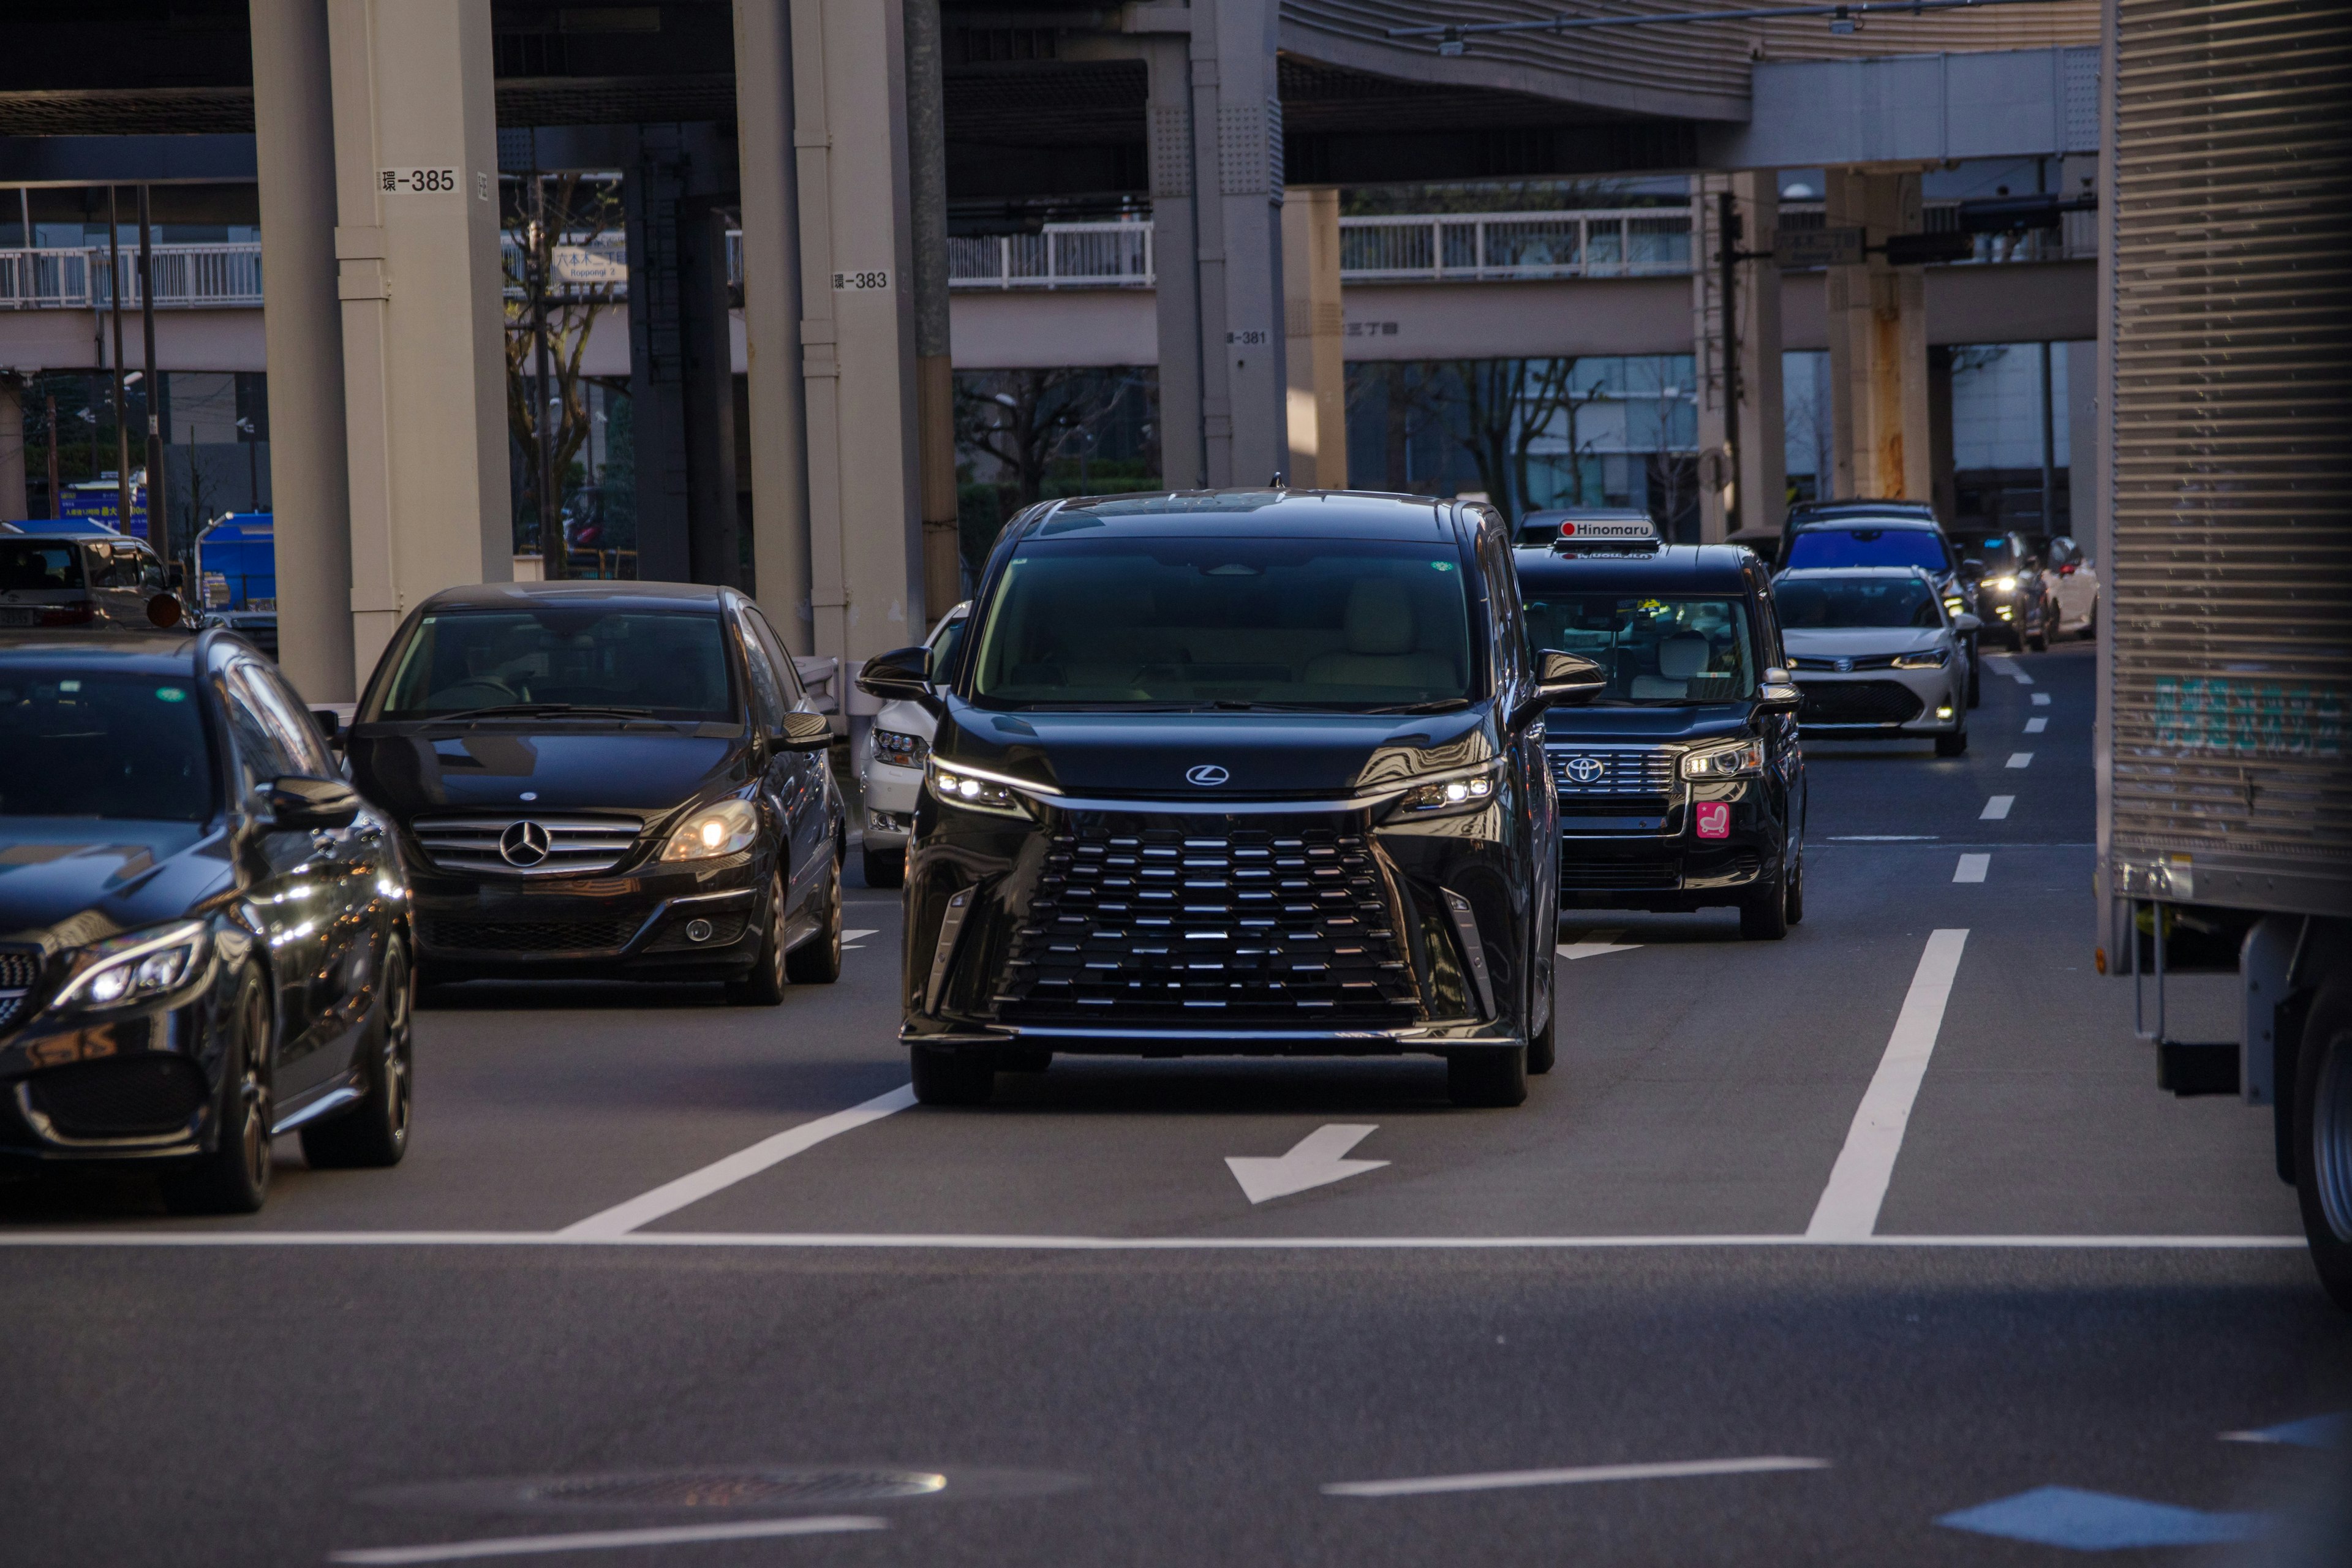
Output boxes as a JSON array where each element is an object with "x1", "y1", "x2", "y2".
[
  {"x1": 1956, "y1": 559, "x2": 1987, "y2": 584},
  {"x1": 1513, "y1": 649, "x2": 1606, "y2": 728},
  {"x1": 255, "y1": 775, "x2": 361, "y2": 831},
  {"x1": 774, "y1": 711, "x2": 832, "y2": 752},
  {"x1": 1758, "y1": 667, "x2": 1801, "y2": 707},
  {"x1": 856, "y1": 645, "x2": 932, "y2": 703}
]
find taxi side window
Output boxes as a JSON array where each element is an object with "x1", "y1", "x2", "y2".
[{"x1": 1750, "y1": 571, "x2": 1788, "y2": 668}]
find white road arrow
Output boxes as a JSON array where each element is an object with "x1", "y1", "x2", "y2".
[
  {"x1": 1558, "y1": 928, "x2": 1642, "y2": 960},
  {"x1": 1226, "y1": 1124, "x2": 1388, "y2": 1205}
]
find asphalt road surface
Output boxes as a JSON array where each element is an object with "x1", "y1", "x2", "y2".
[{"x1": 6, "y1": 640, "x2": 2347, "y2": 1567}]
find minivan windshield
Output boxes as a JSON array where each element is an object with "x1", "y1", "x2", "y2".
[
  {"x1": 1784, "y1": 527, "x2": 1950, "y2": 574},
  {"x1": 968, "y1": 538, "x2": 1475, "y2": 708},
  {"x1": 0, "y1": 669, "x2": 214, "y2": 820},
  {"x1": 1775, "y1": 576, "x2": 1943, "y2": 630},
  {"x1": 1520, "y1": 595, "x2": 1755, "y2": 704},
  {"x1": 371, "y1": 609, "x2": 737, "y2": 722}
]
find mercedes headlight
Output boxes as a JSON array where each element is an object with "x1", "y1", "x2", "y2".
[
  {"x1": 871, "y1": 728, "x2": 929, "y2": 770},
  {"x1": 660, "y1": 797, "x2": 760, "y2": 861},
  {"x1": 1392, "y1": 762, "x2": 1501, "y2": 818},
  {"x1": 53, "y1": 920, "x2": 210, "y2": 1011},
  {"x1": 1680, "y1": 738, "x2": 1764, "y2": 780},
  {"x1": 1892, "y1": 647, "x2": 1951, "y2": 669}
]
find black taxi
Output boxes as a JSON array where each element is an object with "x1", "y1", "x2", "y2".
[{"x1": 1513, "y1": 516, "x2": 1806, "y2": 940}]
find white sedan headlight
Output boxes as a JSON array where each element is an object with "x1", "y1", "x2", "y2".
[
  {"x1": 660, "y1": 797, "x2": 760, "y2": 861},
  {"x1": 870, "y1": 728, "x2": 929, "y2": 769},
  {"x1": 54, "y1": 920, "x2": 210, "y2": 1011},
  {"x1": 1681, "y1": 738, "x2": 1764, "y2": 780},
  {"x1": 1892, "y1": 647, "x2": 1951, "y2": 669}
]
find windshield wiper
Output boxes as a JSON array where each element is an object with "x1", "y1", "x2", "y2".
[
  {"x1": 1363, "y1": 698, "x2": 1471, "y2": 714},
  {"x1": 428, "y1": 703, "x2": 655, "y2": 722}
]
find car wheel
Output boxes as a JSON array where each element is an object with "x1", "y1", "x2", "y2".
[
  {"x1": 2293, "y1": 976, "x2": 2352, "y2": 1311},
  {"x1": 160, "y1": 971, "x2": 273, "y2": 1215},
  {"x1": 301, "y1": 933, "x2": 414, "y2": 1169},
  {"x1": 1740, "y1": 872, "x2": 1789, "y2": 941},
  {"x1": 861, "y1": 843, "x2": 905, "y2": 889},
  {"x1": 725, "y1": 870, "x2": 790, "y2": 1006},
  {"x1": 785, "y1": 854, "x2": 844, "y2": 985},
  {"x1": 1526, "y1": 994, "x2": 1556, "y2": 1076},
  {"x1": 1936, "y1": 723, "x2": 1968, "y2": 757},
  {"x1": 1448, "y1": 1045, "x2": 1528, "y2": 1107},
  {"x1": 910, "y1": 1043, "x2": 995, "y2": 1106}
]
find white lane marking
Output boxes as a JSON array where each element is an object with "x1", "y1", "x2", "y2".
[
  {"x1": 1324, "y1": 1456, "x2": 1829, "y2": 1499},
  {"x1": 1827, "y1": 835, "x2": 1939, "y2": 842},
  {"x1": 2007, "y1": 752, "x2": 2034, "y2": 769},
  {"x1": 330, "y1": 1516, "x2": 886, "y2": 1564},
  {"x1": 1806, "y1": 929, "x2": 1970, "y2": 1241},
  {"x1": 840, "y1": 926, "x2": 880, "y2": 951},
  {"x1": 2024, "y1": 717, "x2": 2048, "y2": 734},
  {"x1": 0, "y1": 1231, "x2": 2304, "y2": 1251},
  {"x1": 1558, "y1": 927, "x2": 1641, "y2": 960},
  {"x1": 559, "y1": 1085, "x2": 917, "y2": 1238},
  {"x1": 1954, "y1": 854, "x2": 1989, "y2": 883},
  {"x1": 1227, "y1": 1124, "x2": 1389, "y2": 1204},
  {"x1": 1981, "y1": 795, "x2": 2015, "y2": 820},
  {"x1": 2032, "y1": 693, "x2": 2051, "y2": 706}
]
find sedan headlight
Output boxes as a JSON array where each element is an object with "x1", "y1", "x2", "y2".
[
  {"x1": 1392, "y1": 763, "x2": 1500, "y2": 818},
  {"x1": 660, "y1": 797, "x2": 760, "y2": 861},
  {"x1": 1681, "y1": 738, "x2": 1764, "y2": 780},
  {"x1": 1891, "y1": 647, "x2": 1951, "y2": 669},
  {"x1": 53, "y1": 920, "x2": 210, "y2": 1011},
  {"x1": 870, "y1": 727, "x2": 929, "y2": 770}
]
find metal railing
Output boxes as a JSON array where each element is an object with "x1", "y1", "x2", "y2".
[
  {"x1": 1338, "y1": 209, "x2": 1694, "y2": 281},
  {"x1": 0, "y1": 244, "x2": 263, "y2": 309},
  {"x1": 946, "y1": 222, "x2": 1155, "y2": 290}
]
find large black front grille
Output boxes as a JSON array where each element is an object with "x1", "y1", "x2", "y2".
[
  {"x1": 28, "y1": 1056, "x2": 210, "y2": 1139},
  {"x1": 0, "y1": 949, "x2": 38, "y2": 1033},
  {"x1": 1799, "y1": 680, "x2": 1924, "y2": 727},
  {"x1": 994, "y1": 826, "x2": 1422, "y2": 1025},
  {"x1": 1549, "y1": 745, "x2": 1675, "y2": 796},
  {"x1": 419, "y1": 914, "x2": 640, "y2": 955}
]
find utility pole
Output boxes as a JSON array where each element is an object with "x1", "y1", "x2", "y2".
[
  {"x1": 138, "y1": 184, "x2": 168, "y2": 575},
  {"x1": 105, "y1": 187, "x2": 130, "y2": 537},
  {"x1": 1717, "y1": 187, "x2": 1743, "y2": 534},
  {"x1": 44, "y1": 394, "x2": 59, "y2": 516},
  {"x1": 530, "y1": 156, "x2": 562, "y2": 578},
  {"x1": 2038, "y1": 340, "x2": 2056, "y2": 538}
]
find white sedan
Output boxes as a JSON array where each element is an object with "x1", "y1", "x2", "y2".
[
  {"x1": 2046, "y1": 535, "x2": 2101, "y2": 636},
  {"x1": 854, "y1": 601, "x2": 968, "y2": 888},
  {"x1": 1772, "y1": 567, "x2": 1981, "y2": 757}
]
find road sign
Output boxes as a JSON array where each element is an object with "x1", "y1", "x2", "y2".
[{"x1": 1776, "y1": 225, "x2": 1864, "y2": 268}]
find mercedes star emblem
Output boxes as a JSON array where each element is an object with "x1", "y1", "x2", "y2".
[
  {"x1": 1185, "y1": 764, "x2": 1231, "y2": 787},
  {"x1": 1563, "y1": 755, "x2": 1607, "y2": 785},
  {"x1": 499, "y1": 820, "x2": 553, "y2": 867}
]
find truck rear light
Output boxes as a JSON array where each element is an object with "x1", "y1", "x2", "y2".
[{"x1": 39, "y1": 601, "x2": 96, "y2": 627}]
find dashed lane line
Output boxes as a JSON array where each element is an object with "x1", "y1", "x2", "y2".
[
  {"x1": 557, "y1": 1085, "x2": 917, "y2": 1239},
  {"x1": 1981, "y1": 796, "x2": 2015, "y2": 820},
  {"x1": 2032, "y1": 693, "x2": 2051, "y2": 706},
  {"x1": 1324, "y1": 1457, "x2": 1829, "y2": 1499},
  {"x1": 2007, "y1": 752, "x2": 2035, "y2": 769},
  {"x1": 1953, "y1": 854, "x2": 1989, "y2": 883},
  {"x1": 1806, "y1": 929, "x2": 1970, "y2": 1241},
  {"x1": 2024, "y1": 717, "x2": 2048, "y2": 734},
  {"x1": 330, "y1": 1517, "x2": 888, "y2": 1564}
]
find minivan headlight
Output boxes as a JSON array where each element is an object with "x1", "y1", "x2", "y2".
[
  {"x1": 1892, "y1": 647, "x2": 1951, "y2": 669},
  {"x1": 1392, "y1": 763, "x2": 1501, "y2": 818},
  {"x1": 1681, "y1": 739, "x2": 1764, "y2": 780},
  {"x1": 661, "y1": 797, "x2": 760, "y2": 861},
  {"x1": 927, "y1": 758, "x2": 1039, "y2": 817},
  {"x1": 53, "y1": 920, "x2": 210, "y2": 1011}
]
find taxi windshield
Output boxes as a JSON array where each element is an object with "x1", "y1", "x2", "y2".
[{"x1": 1521, "y1": 594, "x2": 1755, "y2": 705}]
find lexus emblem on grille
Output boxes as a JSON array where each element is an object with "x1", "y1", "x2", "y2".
[
  {"x1": 1834, "y1": 657, "x2": 1854, "y2": 673},
  {"x1": 1563, "y1": 755, "x2": 1607, "y2": 785},
  {"x1": 1185, "y1": 764, "x2": 1230, "y2": 787},
  {"x1": 499, "y1": 820, "x2": 553, "y2": 867}
]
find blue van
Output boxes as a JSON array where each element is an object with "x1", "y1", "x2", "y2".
[{"x1": 195, "y1": 513, "x2": 277, "y2": 657}]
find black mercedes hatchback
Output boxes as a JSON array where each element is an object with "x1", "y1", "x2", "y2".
[
  {"x1": 344, "y1": 581, "x2": 845, "y2": 1000},
  {"x1": 0, "y1": 628, "x2": 412, "y2": 1213},
  {"x1": 858, "y1": 490, "x2": 1603, "y2": 1108}
]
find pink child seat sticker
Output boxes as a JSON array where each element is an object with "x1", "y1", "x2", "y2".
[{"x1": 1695, "y1": 801, "x2": 1730, "y2": 839}]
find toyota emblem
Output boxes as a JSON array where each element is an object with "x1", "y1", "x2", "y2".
[
  {"x1": 1563, "y1": 755, "x2": 1607, "y2": 785},
  {"x1": 499, "y1": 820, "x2": 552, "y2": 867},
  {"x1": 1185, "y1": 764, "x2": 1230, "y2": 787},
  {"x1": 1834, "y1": 657, "x2": 1854, "y2": 673}
]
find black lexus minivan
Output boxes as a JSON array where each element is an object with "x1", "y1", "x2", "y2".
[
  {"x1": 858, "y1": 490, "x2": 1603, "y2": 1108},
  {"x1": 1516, "y1": 519, "x2": 1807, "y2": 940}
]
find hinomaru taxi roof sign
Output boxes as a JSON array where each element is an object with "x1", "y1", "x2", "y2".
[{"x1": 1550, "y1": 516, "x2": 1661, "y2": 550}]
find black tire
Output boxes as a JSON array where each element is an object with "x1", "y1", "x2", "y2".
[
  {"x1": 1740, "y1": 872, "x2": 1790, "y2": 941},
  {"x1": 2293, "y1": 978, "x2": 2352, "y2": 1311},
  {"x1": 1784, "y1": 845, "x2": 1806, "y2": 926},
  {"x1": 1525, "y1": 998, "x2": 1556, "y2": 1076},
  {"x1": 160, "y1": 973, "x2": 273, "y2": 1216},
  {"x1": 997, "y1": 1046, "x2": 1053, "y2": 1074},
  {"x1": 785, "y1": 854, "x2": 843, "y2": 985},
  {"x1": 300, "y1": 933, "x2": 414, "y2": 1169},
  {"x1": 1448, "y1": 1046, "x2": 1528, "y2": 1108},
  {"x1": 861, "y1": 843, "x2": 904, "y2": 889},
  {"x1": 910, "y1": 1043, "x2": 994, "y2": 1106},
  {"x1": 1935, "y1": 725, "x2": 1968, "y2": 758},
  {"x1": 725, "y1": 870, "x2": 789, "y2": 1006},
  {"x1": 1966, "y1": 652, "x2": 1981, "y2": 709}
]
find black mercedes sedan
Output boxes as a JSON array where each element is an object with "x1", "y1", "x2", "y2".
[
  {"x1": 858, "y1": 489, "x2": 1604, "y2": 1109},
  {"x1": 343, "y1": 581, "x2": 844, "y2": 1000},
  {"x1": 0, "y1": 629, "x2": 412, "y2": 1213}
]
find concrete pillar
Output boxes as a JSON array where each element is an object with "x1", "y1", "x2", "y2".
[
  {"x1": 251, "y1": 0, "x2": 355, "y2": 698},
  {"x1": 733, "y1": 0, "x2": 812, "y2": 652},
  {"x1": 1694, "y1": 172, "x2": 1788, "y2": 541},
  {"x1": 0, "y1": 375, "x2": 25, "y2": 523},
  {"x1": 1928, "y1": 344, "x2": 1956, "y2": 525},
  {"x1": 1692, "y1": 177, "x2": 1733, "y2": 540},
  {"x1": 680, "y1": 197, "x2": 741, "y2": 587},
  {"x1": 326, "y1": 0, "x2": 511, "y2": 680},
  {"x1": 791, "y1": 0, "x2": 923, "y2": 675},
  {"x1": 1139, "y1": 31, "x2": 1202, "y2": 488},
  {"x1": 903, "y1": 0, "x2": 960, "y2": 623},
  {"x1": 1282, "y1": 185, "x2": 1345, "y2": 488},
  {"x1": 623, "y1": 132, "x2": 690, "y2": 583},
  {"x1": 2065, "y1": 339, "x2": 2096, "y2": 547},
  {"x1": 1823, "y1": 168, "x2": 1929, "y2": 502},
  {"x1": 1196, "y1": 0, "x2": 1286, "y2": 487},
  {"x1": 1733, "y1": 172, "x2": 1785, "y2": 534}
]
